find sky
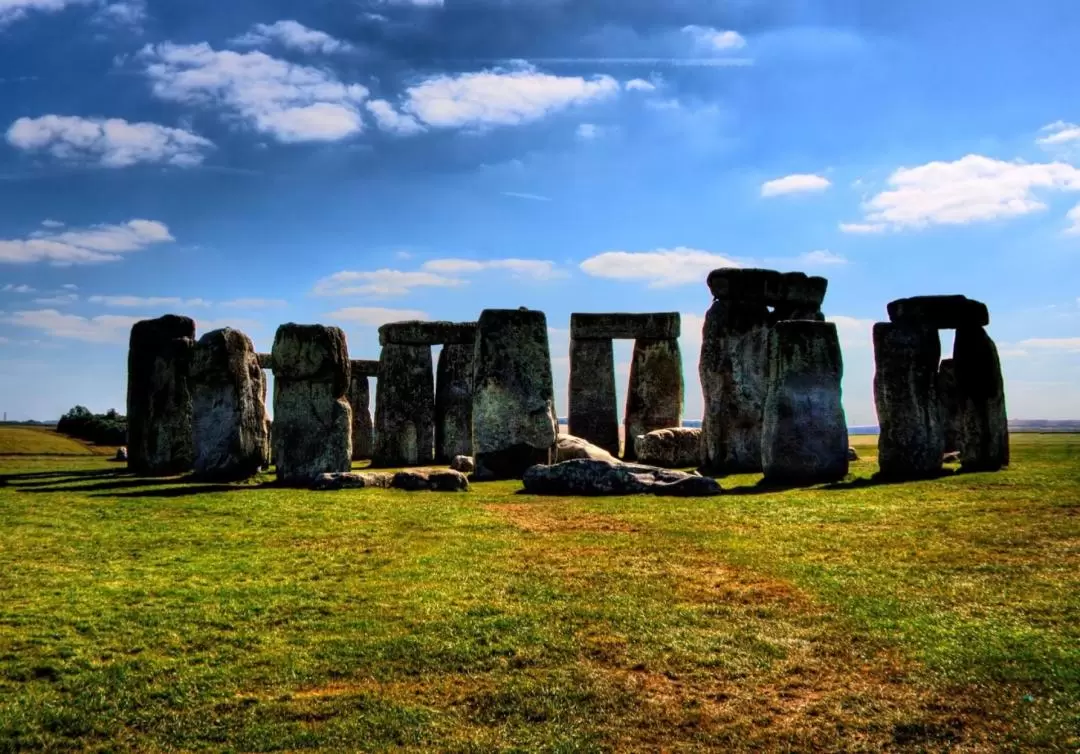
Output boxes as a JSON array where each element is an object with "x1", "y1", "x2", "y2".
[{"x1": 2, "y1": 0, "x2": 1080, "y2": 424}]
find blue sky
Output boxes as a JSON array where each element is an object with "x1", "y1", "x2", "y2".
[{"x1": 2, "y1": 0, "x2": 1080, "y2": 423}]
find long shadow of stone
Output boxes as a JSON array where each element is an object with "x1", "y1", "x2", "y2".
[
  {"x1": 17, "y1": 476, "x2": 197, "y2": 494},
  {"x1": 818, "y1": 468, "x2": 959, "y2": 491},
  {"x1": 95, "y1": 482, "x2": 277, "y2": 499},
  {"x1": 0, "y1": 468, "x2": 130, "y2": 485}
]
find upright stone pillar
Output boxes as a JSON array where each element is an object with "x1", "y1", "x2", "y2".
[
  {"x1": 271, "y1": 324, "x2": 352, "y2": 484},
  {"x1": 953, "y1": 326, "x2": 1009, "y2": 472},
  {"x1": 567, "y1": 337, "x2": 619, "y2": 456},
  {"x1": 873, "y1": 323, "x2": 945, "y2": 479},
  {"x1": 762, "y1": 320, "x2": 848, "y2": 483},
  {"x1": 624, "y1": 338, "x2": 684, "y2": 461},
  {"x1": 190, "y1": 328, "x2": 270, "y2": 480},
  {"x1": 348, "y1": 360, "x2": 378, "y2": 461},
  {"x1": 373, "y1": 344, "x2": 435, "y2": 467},
  {"x1": 938, "y1": 358, "x2": 961, "y2": 454},
  {"x1": 472, "y1": 308, "x2": 558, "y2": 480},
  {"x1": 126, "y1": 314, "x2": 196, "y2": 475},
  {"x1": 435, "y1": 343, "x2": 475, "y2": 463}
]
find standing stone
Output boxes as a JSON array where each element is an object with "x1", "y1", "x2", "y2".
[
  {"x1": 471, "y1": 308, "x2": 558, "y2": 480},
  {"x1": 126, "y1": 314, "x2": 196, "y2": 475},
  {"x1": 699, "y1": 300, "x2": 771, "y2": 473},
  {"x1": 435, "y1": 343, "x2": 474, "y2": 463},
  {"x1": 348, "y1": 365, "x2": 373, "y2": 461},
  {"x1": 938, "y1": 358, "x2": 961, "y2": 454},
  {"x1": 567, "y1": 337, "x2": 619, "y2": 456},
  {"x1": 190, "y1": 328, "x2": 270, "y2": 480},
  {"x1": 761, "y1": 321, "x2": 848, "y2": 483},
  {"x1": 624, "y1": 338, "x2": 684, "y2": 461},
  {"x1": 872, "y1": 323, "x2": 945, "y2": 479},
  {"x1": 373, "y1": 344, "x2": 435, "y2": 467},
  {"x1": 271, "y1": 324, "x2": 352, "y2": 484},
  {"x1": 953, "y1": 326, "x2": 1009, "y2": 472}
]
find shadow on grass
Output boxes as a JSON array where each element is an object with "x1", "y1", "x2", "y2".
[
  {"x1": 16, "y1": 476, "x2": 197, "y2": 494},
  {"x1": 95, "y1": 481, "x2": 279, "y2": 499},
  {"x1": 719, "y1": 468, "x2": 959, "y2": 495}
]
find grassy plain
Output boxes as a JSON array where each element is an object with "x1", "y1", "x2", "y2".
[
  {"x1": 0, "y1": 425, "x2": 116, "y2": 456},
  {"x1": 0, "y1": 427, "x2": 1077, "y2": 752}
]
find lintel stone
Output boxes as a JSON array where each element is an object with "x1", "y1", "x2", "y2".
[
  {"x1": 378, "y1": 321, "x2": 477, "y2": 346},
  {"x1": 706, "y1": 268, "x2": 827, "y2": 308},
  {"x1": 350, "y1": 359, "x2": 380, "y2": 377},
  {"x1": 570, "y1": 312, "x2": 681, "y2": 341},
  {"x1": 887, "y1": 295, "x2": 990, "y2": 329}
]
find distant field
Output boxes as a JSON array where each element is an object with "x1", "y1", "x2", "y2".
[
  {"x1": 0, "y1": 425, "x2": 116, "y2": 456},
  {"x1": 0, "y1": 433, "x2": 1077, "y2": 751}
]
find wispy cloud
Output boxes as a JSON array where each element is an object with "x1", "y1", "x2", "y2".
[
  {"x1": 3, "y1": 309, "x2": 139, "y2": 344},
  {"x1": 326, "y1": 306, "x2": 429, "y2": 326},
  {"x1": 421, "y1": 257, "x2": 565, "y2": 279},
  {"x1": 761, "y1": 173, "x2": 831, "y2": 197},
  {"x1": 87, "y1": 294, "x2": 210, "y2": 308},
  {"x1": 580, "y1": 247, "x2": 741, "y2": 287},
  {"x1": 230, "y1": 20, "x2": 354, "y2": 55},
  {"x1": 219, "y1": 297, "x2": 288, "y2": 309},
  {"x1": 0, "y1": 220, "x2": 174, "y2": 265},
  {"x1": 313, "y1": 269, "x2": 465, "y2": 297},
  {"x1": 501, "y1": 191, "x2": 551, "y2": 201}
]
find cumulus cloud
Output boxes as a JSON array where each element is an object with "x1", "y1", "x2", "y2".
[
  {"x1": 138, "y1": 42, "x2": 369, "y2": 142},
  {"x1": 93, "y1": 0, "x2": 145, "y2": 29},
  {"x1": 87, "y1": 295, "x2": 210, "y2": 308},
  {"x1": 365, "y1": 99, "x2": 424, "y2": 135},
  {"x1": 326, "y1": 307, "x2": 429, "y2": 326},
  {"x1": 6, "y1": 115, "x2": 212, "y2": 167},
  {"x1": 313, "y1": 269, "x2": 465, "y2": 297},
  {"x1": 579, "y1": 247, "x2": 741, "y2": 287},
  {"x1": 682, "y1": 25, "x2": 747, "y2": 51},
  {"x1": 421, "y1": 258, "x2": 565, "y2": 279},
  {"x1": 401, "y1": 64, "x2": 619, "y2": 130},
  {"x1": 3, "y1": 309, "x2": 140, "y2": 344},
  {"x1": 231, "y1": 20, "x2": 354, "y2": 55},
  {"x1": 0, "y1": 0, "x2": 92, "y2": 26},
  {"x1": 761, "y1": 173, "x2": 831, "y2": 197},
  {"x1": 843, "y1": 155, "x2": 1080, "y2": 231},
  {"x1": 0, "y1": 220, "x2": 174, "y2": 265}
]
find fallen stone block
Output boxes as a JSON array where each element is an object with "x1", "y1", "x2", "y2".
[
  {"x1": 522, "y1": 458, "x2": 722, "y2": 497},
  {"x1": 635, "y1": 427, "x2": 701, "y2": 468}
]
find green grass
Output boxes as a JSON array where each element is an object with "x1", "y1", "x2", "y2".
[
  {"x1": 0, "y1": 434, "x2": 1077, "y2": 752},
  {"x1": 0, "y1": 426, "x2": 116, "y2": 457}
]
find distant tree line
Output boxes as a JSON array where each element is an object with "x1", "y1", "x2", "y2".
[{"x1": 56, "y1": 406, "x2": 127, "y2": 446}]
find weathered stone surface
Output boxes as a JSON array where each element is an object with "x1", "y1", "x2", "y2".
[
  {"x1": 570, "y1": 312, "x2": 680, "y2": 341},
  {"x1": 556, "y1": 434, "x2": 619, "y2": 463},
  {"x1": 624, "y1": 338, "x2": 683, "y2": 461},
  {"x1": 937, "y1": 359, "x2": 961, "y2": 454},
  {"x1": 313, "y1": 468, "x2": 469, "y2": 491},
  {"x1": 351, "y1": 359, "x2": 380, "y2": 377},
  {"x1": 450, "y1": 455, "x2": 475, "y2": 473},
  {"x1": 873, "y1": 323, "x2": 945, "y2": 479},
  {"x1": 887, "y1": 295, "x2": 989, "y2": 329},
  {"x1": 699, "y1": 300, "x2": 771, "y2": 474},
  {"x1": 707, "y1": 268, "x2": 827, "y2": 308},
  {"x1": 271, "y1": 324, "x2": 352, "y2": 484},
  {"x1": 126, "y1": 314, "x2": 196, "y2": 475},
  {"x1": 347, "y1": 366, "x2": 373, "y2": 461},
  {"x1": 567, "y1": 337, "x2": 619, "y2": 455},
  {"x1": 378, "y1": 320, "x2": 477, "y2": 346},
  {"x1": 435, "y1": 343, "x2": 474, "y2": 463},
  {"x1": 522, "y1": 458, "x2": 722, "y2": 497},
  {"x1": 953, "y1": 326, "x2": 1009, "y2": 472},
  {"x1": 256, "y1": 352, "x2": 272, "y2": 369},
  {"x1": 762, "y1": 320, "x2": 848, "y2": 483},
  {"x1": 190, "y1": 328, "x2": 270, "y2": 480},
  {"x1": 471, "y1": 309, "x2": 558, "y2": 480},
  {"x1": 636, "y1": 427, "x2": 701, "y2": 468},
  {"x1": 372, "y1": 344, "x2": 434, "y2": 467}
]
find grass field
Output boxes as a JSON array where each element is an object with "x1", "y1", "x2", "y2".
[
  {"x1": 0, "y1": 425, "x2": 117, "y2": 457},
  {"x1": 0, "y1": 427, "x2": 1077, "y2": 752}
]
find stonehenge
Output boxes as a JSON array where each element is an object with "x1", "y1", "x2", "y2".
[
  {"x1": 348, "y1": 360, "x2": 378, "y2": 461},
  {"x1": 372, "y1": 321, "x2": 476, "y2": 467},
  {"x1": 472, "y1": 308, "x2": 558, "y2": 480},
  {"x1": 567, "y1": 312, "x2": 683, "y2": 460},
  {"x1": 271, "y1": 324, "x2": 353, "y2": 484},
  {"x1": 873, "y1": 295, "x2": 1008, "y2": 477},
  {"x1": 126, "y1": 314, "x2": 196, "y2": 475},
  {"x1": 761, "y1": 320, "x2": 849, "y2": 484},
  {"x1": 190, "y1": 328, "x2": 271, "y2": 480},
  {"x1": 699, "y1": 269, "x2": 827, "y2": 474},
  {"x1": 636, "y1": 427, "x2": 702, "y2": 468}
]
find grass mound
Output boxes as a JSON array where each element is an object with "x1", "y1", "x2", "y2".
[{"x1": 0, "y1": 425, "x2": 114, "y2": 456}]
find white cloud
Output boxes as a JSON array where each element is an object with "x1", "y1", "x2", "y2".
[
  {"x1": 41, "y1": 219, "x2": 64, "y2": 228},
  {"x1": 401, "y1": 64, "x2": 619, "y2": 129},
  {"x1": 219, "y1": 297, "x2": 287, "y2": 309},
  {"x1": 796, "y1": 249, "x2": 847, "y2": 266},
  {"x1": 231, "y1": 20, "x2": 353, "y2": 55},
  {"x1": 826, "y1": 315, "x2": 875, "y2": 350},
  {"x1": 846, "y1": 155, "x2": 1080, "y2": 231},
  {"x1": 313, "y1": 269, "x2": 465, "y2": 297},
  {"x1": 682, "y1": 25, "x2": 747, "y2": 51},
  {"x1": 6, "y1": 115, "x2": 212, "y2": 168},
  {"x1": 624, "y1": 78, "x2": 656, "y2": 92},
  {"x1": 761, "y1": 173, "x2": 831, "y2": 197},
  {"x1": 365, "y1": 99, "x2": 424, "y2": 135},
  {"x1": 0, "y1": 220, "x2": 174, "y2": 265},
  {"x1": 326, "y1": 306, "x2": 429, "y2": 326},
  {"x1": 576, "y1": 123, "x2": 600, "y2": 140},
  {"x1": 0, "y1": 0, "x2": 91, "y2": 26},
  {"x1": 1, "y1": 284, "x2": 35, "y2": 293},
  {"x1": 94, "y1": 0, "x2": 145, "y2": 29},
  {"x1": 32, "y1": 293, "x2": 78, "y2": 306},
  {"x1": 139, "y1": 42, "x2": 369, "y2": 142},
  {"x1": 1017, "y1": 337, "x2": 1080, "y2": 352},
  {"x1": 4, "y1": 309, "x2": 139, "y2": 344},
  {"x1": 839, "y1": 222, "x2": 886, "y2": 234},
  {"x1": 1066, "y1": 202, "x2": 1080, "y2": 235},
  {"x1": 1037, "y1": 121, "x2": 1080, "y2": 148},
  {"x1": 88, "y1": 295, "x2": 210, "y2": 308},
  {"x1": 579, "y1": 247, "x2": 741, "y2": 287},
  {"x1": 61, "y1": 283, "x2": 77, "y2": 289},
  {"x1": 421, "y1": 257, "x2": 565, "y2": 280}
]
